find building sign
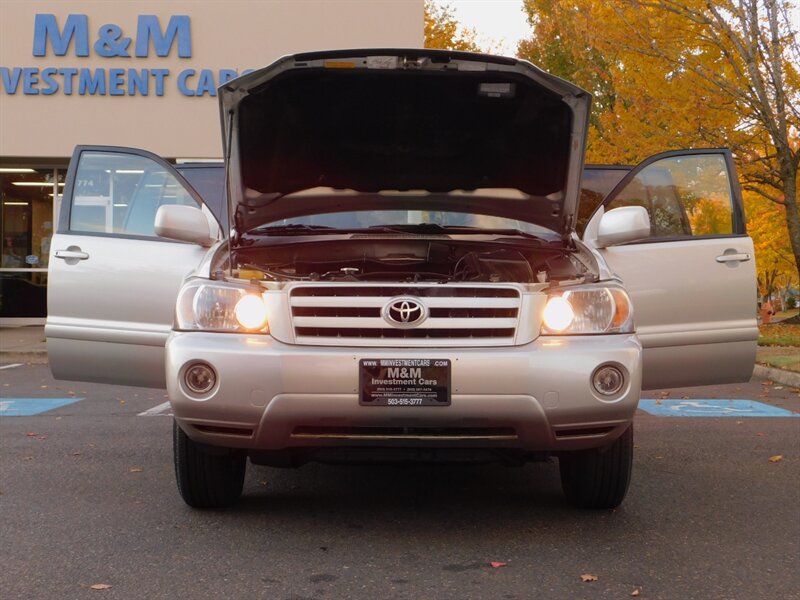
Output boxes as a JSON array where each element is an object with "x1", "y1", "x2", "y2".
[{"x1": 0, "y1": 14, "x2": 250, "y2": 97}]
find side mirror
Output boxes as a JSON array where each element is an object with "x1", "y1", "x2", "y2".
[
  {"x1": 596, "y1": 206, "x2": 650, "y2": 248},
  {"x1": 155, "y1": 205, "x2": 214, "y2": 247}
]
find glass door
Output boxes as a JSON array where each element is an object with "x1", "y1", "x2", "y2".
[{"x1": 0, "y1": 167, "x2": 62, "y2": 320}]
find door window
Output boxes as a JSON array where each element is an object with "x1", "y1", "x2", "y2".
[
  {"x1": 69, "y1": 152, "x2": 198, "y2": 238},
  {"x1": 605, "y1": 153, "x2": 736, "y2": 239}
]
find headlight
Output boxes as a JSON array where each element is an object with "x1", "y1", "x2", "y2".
[
  {"x1": 176, "y1": 280, "x2": 270, "y2": 333},
  {"x1": 541, "y1": 285, "x2": 633, "y2": 335}
]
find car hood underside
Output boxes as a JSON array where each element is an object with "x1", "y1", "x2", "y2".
[{"x1": 218, "y1": 49, "x2": 591, "y2": 238}]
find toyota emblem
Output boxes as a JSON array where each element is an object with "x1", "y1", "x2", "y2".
[{"x1": 382, "y1": 297, "x2": 428, "y2": 328}]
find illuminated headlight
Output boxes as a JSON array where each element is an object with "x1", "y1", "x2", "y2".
[
  {"x1": 541, "y1": 285, "x2": 633, "y2": 335},
  {"x1": 176, "y1": 280, "x2": 270, "y2": 333}
]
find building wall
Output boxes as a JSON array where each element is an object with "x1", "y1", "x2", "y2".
[
  {"x1": 0, "y1": 0, "x2": 423, "y2": 322},
  {"x1": 0, "y1": 0, "x2": 424, "y2": 159}
]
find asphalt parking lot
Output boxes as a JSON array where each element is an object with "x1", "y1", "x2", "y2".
[{"x1": 1, "y1": 363, "x2": 799, "y2": 600}]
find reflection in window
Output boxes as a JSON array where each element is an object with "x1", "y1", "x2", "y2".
[
  {"x1": 577, "y1": 167, "x2": 630, "y2": 235},
  {"x1": 0, "y1": 167, "x2": 57, "y2": 270},
  {"x1": 267, "y1": 210, "x2": 558, "y2": 238},
  {"x1": 70, "y1": 153, "x2": 196, "y2": 237},
  {"x1": 607, "y1": 154, "x2": 733, "y2": 238}
]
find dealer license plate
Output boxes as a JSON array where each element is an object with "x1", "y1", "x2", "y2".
[{"x1": 359, "y1": 359, "x2": 451, "y2": 406}]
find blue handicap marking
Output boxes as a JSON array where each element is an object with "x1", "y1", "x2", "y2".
[
  {"x1": 0, "y1": 397, "x2": 84, "y2": 416},
  {"x1": 639, "y1": 399, "x2": 800, "y2": 417}
]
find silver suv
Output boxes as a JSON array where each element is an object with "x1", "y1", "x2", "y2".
[{"x1": 46, "y1": 50, "x2": 757, "y2": 509}]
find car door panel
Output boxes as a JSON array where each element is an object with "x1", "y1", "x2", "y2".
[
  {"x1": 583, "y1": 150, "x2": 757, "y2": 389},
  {"x1": 46, "y1": 146, "x2": 216, "y2": 388}
]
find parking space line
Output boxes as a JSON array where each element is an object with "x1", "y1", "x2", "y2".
[
  {"x1": 639, "y1": 399, "x2": 799, "y2": 417},
  {"x1": 0, "y1": 397, "x2": 84, "y2": 416},
  {"x1": 138, "y1": 401, "x2": 172, "y2": 417},
  {"x1": 0, "y1": 363, "x2": 24, "y2": 370}
]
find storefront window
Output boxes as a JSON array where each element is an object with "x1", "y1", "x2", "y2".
[{"x1": 0, "y1": 166, "x2": 62, "y2": 319}]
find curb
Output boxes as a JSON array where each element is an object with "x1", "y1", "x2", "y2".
[
  {"x1": 0, "y1": 351, "x2": 48, "y2": 365},
  {"x1": 753, "y1": 364, "x2": 800, "y2": 388}
]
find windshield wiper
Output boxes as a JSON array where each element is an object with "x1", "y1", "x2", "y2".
[
  {"x1": 248, "y1": 224, "x2": 441, "y2": 236},
  {"x1": 248, "y1": 224, "x2": 339, "y2": 235},
  {"x1": 368, "y1": 223, "x2": 546, "y2": 240}
]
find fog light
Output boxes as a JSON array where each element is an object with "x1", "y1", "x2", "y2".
[
  {"x1": 184, "y1": 363, "x2": 216, "y2": 394},
  {"x1": 592, "y1": 365, "x2": 624, "y2": 396}
]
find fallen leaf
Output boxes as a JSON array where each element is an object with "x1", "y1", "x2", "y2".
[
  {"x1": 768, "y1": 455, "x2": 783, "y2": 463},
  {"x1": 681, "y1": 395, "x2": 689, "y2": 399},
  {"x1": 90, "y1": 583, "x2": 112, "y2": 590},
  {"x1": 580, "y1": 574, "x2": 598, "y2": 582},
  {"x1": 71, "y1": 452, "x2": 82, "y2": 456},
  {"x1": 25, "y1": 432, "x2": 39, "y2": 437},
  {"x1": 761, "y1": 380, "x2": 774, "y2": 386},
  {"x1": 756, "y1": 432, "x2": 765, "y2": 437},
  {"x1": 736, "y1": 420, "x2": 743, "y2": 425},
  {"x1": 129, "y1": 467, "x2": 143, "y2": 473},
  {"x1": 655, "y1": 399, "x2": 662, "y2": 405},
  {"x1": 119, "y1": 400, "x2": 126, "y2": 405},
  {"x1": 490, "y1": 561, "x2": 507, "y2": 568},
  {"x1": 631, "y1": 589, "x2": 641, "y2": 597}
]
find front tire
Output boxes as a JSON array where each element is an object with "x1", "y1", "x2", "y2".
[
  {"x1": 173, "y1": 420, "x2": 246, "y2": 508},
  {"x1": 559, "y1": 424, "x2": 633, "y2": 509}
]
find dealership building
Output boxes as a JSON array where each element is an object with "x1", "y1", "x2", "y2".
[{"x1": 0, "y1": 0, "x2": 423, "y2": 323}]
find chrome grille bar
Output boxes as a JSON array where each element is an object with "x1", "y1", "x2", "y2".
[{"x1": 288, "y1": 283, "x2": 523, "y2": 347}]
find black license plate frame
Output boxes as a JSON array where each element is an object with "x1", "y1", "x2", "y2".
[{"x1": 359, "y1": 359, "x2": 451, "y2": 406}]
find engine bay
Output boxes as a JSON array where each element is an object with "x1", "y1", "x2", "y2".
[{"x1": 230, "y1": 237, "x2": 590, "y2": 284}]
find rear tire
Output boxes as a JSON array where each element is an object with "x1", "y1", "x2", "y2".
[
  {"x1": 559, "y1": 424, "x2": 633, "y2": 509},
  {"x1": 173, "y1": 420, "x2": 246, "y2": 508}
]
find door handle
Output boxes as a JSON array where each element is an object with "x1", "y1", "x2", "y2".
[
  {"x1": 54, "y1": 249, "x2": 90, "y2": 260},
  {"x1": 715, "y1": 252, "x2": 751, "y2": 263}
]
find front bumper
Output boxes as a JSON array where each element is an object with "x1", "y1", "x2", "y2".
[{"x1": 166, "y1": 332, "x2": 642, "y2": 453}]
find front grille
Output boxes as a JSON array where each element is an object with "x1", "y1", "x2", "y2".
[{"x1": 288, "y1": 283, "x2": 522, "y2": 346}]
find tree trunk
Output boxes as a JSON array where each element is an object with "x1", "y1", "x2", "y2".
[{"x1": 781, "y1": 161, "x2": 800, "y2": 277}]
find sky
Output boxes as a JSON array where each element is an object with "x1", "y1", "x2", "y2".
[
  {"x1": 444, "y1": 0, "x2": 530, "y2": 56},
  {"x1": 443, "y1": 0, "x2": 800, "y2": 57}
]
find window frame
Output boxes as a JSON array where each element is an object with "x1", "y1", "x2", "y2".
[
  {"x1": 58, "y1": 145, "x2": 216, "y2": 243},
  {"x1": 596, "y1": 148, "x2": 747, "y2": 244}
]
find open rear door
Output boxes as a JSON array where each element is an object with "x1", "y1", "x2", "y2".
[
  {"x1": 583, "y1": 149, "x2": 757, "y2": 389},
  {"x1": 46, "y1": 146, "x2": 220, "y2": 388}
]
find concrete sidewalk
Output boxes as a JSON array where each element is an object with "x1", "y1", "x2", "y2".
[{"x1": 0, "y1": 325, "x2": 48, "y2": 363}]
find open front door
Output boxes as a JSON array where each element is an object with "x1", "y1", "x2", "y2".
[
  {"x1": 583, "y1": 149, "x2": 757, "y2": 390},
  {"x1": 46, "y1": 146, "x2": 220, "y2": 388}
]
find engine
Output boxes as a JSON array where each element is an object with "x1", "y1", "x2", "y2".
[{"x1": 231, "y1": 238, "x2": 586, "y2": 284}]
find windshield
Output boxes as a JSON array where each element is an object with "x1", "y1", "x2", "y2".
[{"x1": 254, "y1": 210, "x2": 559, "y2": 239}]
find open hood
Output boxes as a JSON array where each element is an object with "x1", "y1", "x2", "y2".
[{"x1": 219, "y1": 49, "x2": 591, "y2": 239}]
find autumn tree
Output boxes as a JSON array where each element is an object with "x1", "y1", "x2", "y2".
[
  {"x1": 424, "y1": 1, "x2": 483, "y2": 52},
  {"x1": 519, "y1": 0, "x2": 800, "y2": 277}
]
